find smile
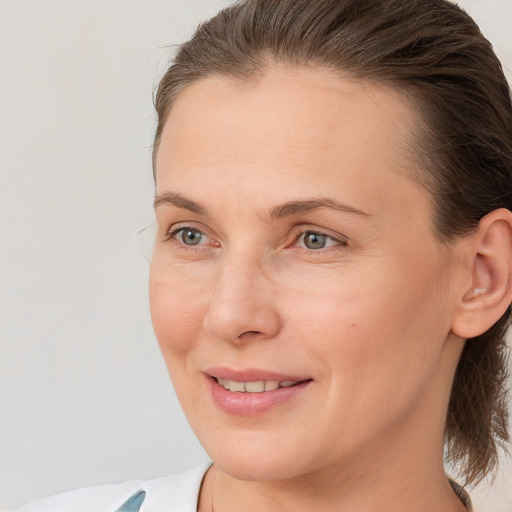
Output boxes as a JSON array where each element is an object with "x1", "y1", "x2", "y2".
[
  {"x1": 215, "y1": 377, "x2": 301, "y2": 393},
  {"x1": 208, "y1": 373, "x2": 312, "y2": 416}
]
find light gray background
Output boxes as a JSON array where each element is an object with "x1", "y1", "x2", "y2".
[{"x1": 0, "y1": 1, "x2": 511, "y2": 511}]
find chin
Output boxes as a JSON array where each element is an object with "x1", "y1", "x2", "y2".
[
  {"x1": 199, "y1": 430, "x2": 315, "y2": 482},
  {"x1": 214, "y1": 454, "x2": 306, "y2": 482}
]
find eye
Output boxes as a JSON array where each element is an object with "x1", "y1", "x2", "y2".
[
  {"x1": 172, "y1": 227, "x2": 206, "y2": 246},
  {"x1": 297, "y1": 230, "x2": 345, "y2": 250}
]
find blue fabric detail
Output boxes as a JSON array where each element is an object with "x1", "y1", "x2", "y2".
[{"x1": 114, "y1": 490, "x2": 146, "y2": 512}]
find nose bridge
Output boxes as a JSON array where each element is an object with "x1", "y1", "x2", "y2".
[{"x1": 203, "y1": 247, "x2": 280, "y2": 342}]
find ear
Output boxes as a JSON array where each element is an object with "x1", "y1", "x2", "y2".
[{"x1": 451, "y1": 208, "x2": 512, "y2": 339}]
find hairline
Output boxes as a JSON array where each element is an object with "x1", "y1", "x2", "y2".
[{"x1": 152, "y1": 60, "x2": 438, "y2": 212}]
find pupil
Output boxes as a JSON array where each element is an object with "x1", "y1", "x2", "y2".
[
  {"x1": 183, "y1": 229, "x2": 201, "y2": 245},
  {"x1": 305, "y1": 232, "x2": 326, "y2": 249}
]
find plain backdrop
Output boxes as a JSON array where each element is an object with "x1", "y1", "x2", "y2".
[{"x1": 0, "y1": 1, "x2": 511, "y2": 511}]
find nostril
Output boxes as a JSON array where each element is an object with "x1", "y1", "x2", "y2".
[{"x1": 239, "y1": 330, "x2": 263, "y2": 339}]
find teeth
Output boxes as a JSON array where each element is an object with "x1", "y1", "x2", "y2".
[
  {"x1": 264, "y1": 380, "x2": 280, "y2": 391},
  {"x1": 216, "y1": 378, "x2": 300, "y2": 393},
  {"x1": 229, "y1": 380, "x2": 245, "y2": 392},
  {"x1": 245, "y1": 381, "x2": 265, "y2": 393}
]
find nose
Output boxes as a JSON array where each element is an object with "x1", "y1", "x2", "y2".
[{"x1": 202, "y1": 253, "x2": 282, "y2": 344}]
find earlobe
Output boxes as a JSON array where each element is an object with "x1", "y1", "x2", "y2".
[{"x1": 452, "y1": 209, "x2": 512, "y2": 339}]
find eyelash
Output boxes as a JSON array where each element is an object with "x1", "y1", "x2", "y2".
[
  {"x1": 165, "y1": 226, "x2": 218, "y2": 249},
  {"x1": 293, "y1": 230, "x2": 348, "y2": 252},
  {"x1": 166, "y1": 225, "x2": 348, "y2": 253}
]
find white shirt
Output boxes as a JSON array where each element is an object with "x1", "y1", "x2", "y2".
[{"x1": 16, "y1": 461, "x2": 212, "y2": 512}]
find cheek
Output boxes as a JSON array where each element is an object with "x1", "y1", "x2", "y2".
[
  {"x1": 275, "y1": 278, "x2": 376, "y2": 393},
  {"x1": 149, "y1": 274, "x2": 209, "y2": 361},
  {"x1": 285, "y1": 257, "x2": 452, "y2": 383},
  {"x1": 347, "y1": 272, "x2": 452, "y2": 406}
]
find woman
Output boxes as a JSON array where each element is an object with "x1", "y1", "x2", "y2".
[{"x1": 18, "y1": 0, "x2": 512, "y2": 510}]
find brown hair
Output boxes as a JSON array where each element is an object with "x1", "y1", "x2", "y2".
[{"x1": 153, "y1": 0, "x2": 512, "y2": 485}]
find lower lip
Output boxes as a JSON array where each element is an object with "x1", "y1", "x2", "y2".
[{"x1": 207, "y1": 376, "x2": 311, "y2": 416}]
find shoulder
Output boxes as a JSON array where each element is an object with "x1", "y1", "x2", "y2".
[{"x1": 16, "y1": 461, "x2": 212, "y2": 512}]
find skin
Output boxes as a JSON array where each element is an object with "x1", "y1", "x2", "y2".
[{"x1": 150, "y1": 65, "x2": 474, "y2": 512}]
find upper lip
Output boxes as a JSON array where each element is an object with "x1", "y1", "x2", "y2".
[{"x1": 205, "y1": 367, "x2": 310, "y2": 382}]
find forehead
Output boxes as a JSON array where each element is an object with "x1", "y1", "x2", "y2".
[
  {"x1": 155, "y1": 65, "x2": 427, "y2": 221},
  {"x1": 156, "y1": 65, "x2": 420, "y2": 180}
]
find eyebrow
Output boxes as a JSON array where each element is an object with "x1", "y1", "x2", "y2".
[
  {"x1": 269, "y1": 198, "x2": 369, "y2": 218},
  {"x1": 154, "y1": 192, "x2": 369, "y2": 218},
  {"x1": 154, "y1": 192, "x2": 207, "y2": 215}
]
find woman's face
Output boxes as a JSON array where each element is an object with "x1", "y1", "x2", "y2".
[{"x1": 150, "y1": 66, "x2": 464, "y2": 481}]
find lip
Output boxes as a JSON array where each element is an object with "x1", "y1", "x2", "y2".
[
  {"x1": 205, "y1": 367, "x2": 309, "y2": 382},
  {"x1": 204, "y1": 368, "x2": 313, "y2": 417}
]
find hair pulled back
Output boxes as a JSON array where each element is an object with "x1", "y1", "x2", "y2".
[{"x1": 153, "y1": 0, "x2": 512, "y2": 486}]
